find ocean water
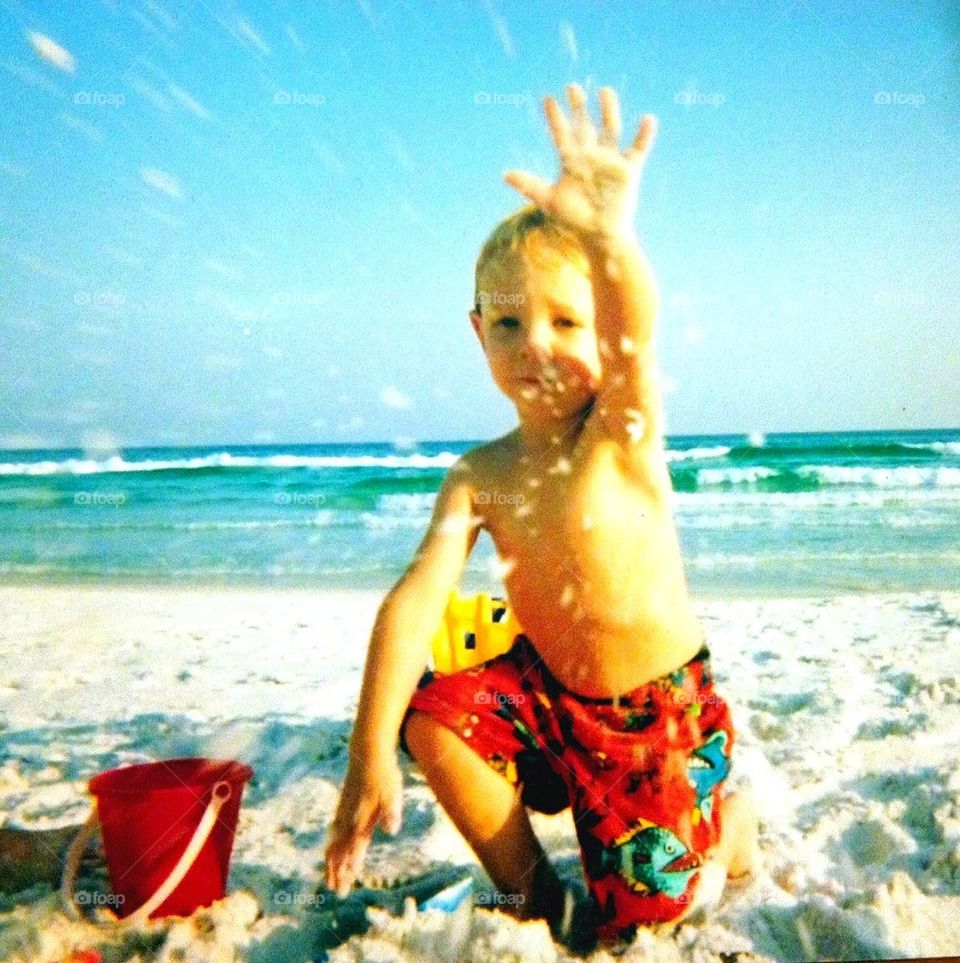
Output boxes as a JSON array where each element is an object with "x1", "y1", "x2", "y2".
[{"x1": 0, "y1": 429, "x2": 958, "y2": 598}]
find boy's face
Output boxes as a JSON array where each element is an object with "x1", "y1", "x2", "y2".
[{"x1": 470, "y1": 251, "x2": 601, "y2": 420}]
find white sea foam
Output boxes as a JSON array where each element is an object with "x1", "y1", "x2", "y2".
[
  {"x1": 360, "y1": 504, "x2": 434, "y2": 535},
  {"x1": 801, "y1": 465, "x2": 960, "y2": 488},
  {"x1": 0, "y1": 451, "x2": 460, "y2": 476},
  {"x1": 666, "y1": 445, "x2": 732, "y2": 462},
  {"x1": 179, "y1": 515, "x2": 336, "y2": 530},
  {"x1": 689, "y1": 549, "x2": 960, "y2": 566},
  {"x1": 681, "y1": 513, "x2": 766, "y2": 528},
  {"x1": 689, "y1": 465, "x2": 960, "y2": 490},
  {"x1": 904, "y1": 441, "x2": 960, "y2": 455},
  {"x1": 697, "y1": 466, "x2": 779, "y2": 486},
  {"x1": 676, "y1": 488, "x2": 960, "y2": 509},
  {"x1": 376, "y1": 493, "x2": 437, "y2": 515},
  {"x1": 688, "y1": 553, "x2": 760, "y2": 568}
]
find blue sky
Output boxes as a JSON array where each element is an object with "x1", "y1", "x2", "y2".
[{"x1": 1, "y1": 0, "x2": 957, "y2": 449}]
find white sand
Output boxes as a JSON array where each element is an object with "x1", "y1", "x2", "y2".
[{"x1": 2, "y1": 584, "x2": 960, "y2": 962}]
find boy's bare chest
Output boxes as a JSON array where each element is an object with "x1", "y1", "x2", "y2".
[
  {"x1": 473, "y1": 445, "x2": 698, "y2": 693},
  {"x1": 476, "y1": 444, "x2": 667, "y2": 579}
]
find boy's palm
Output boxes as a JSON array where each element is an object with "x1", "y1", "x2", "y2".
[{"x1": 504, "y1": 84, "x2": 656, "y2": 238}]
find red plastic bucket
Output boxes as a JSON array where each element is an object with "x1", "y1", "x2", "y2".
[{"x1": 87, "y1": 758, "x2": 253, "y2": 920}]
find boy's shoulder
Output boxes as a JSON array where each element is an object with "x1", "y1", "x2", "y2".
[
  {"x1": 442, "y1": 432, "x2": 524, "y2": 504},
  {"x1": 456, "y1": 430, "x2": 520, "y2": 480}
]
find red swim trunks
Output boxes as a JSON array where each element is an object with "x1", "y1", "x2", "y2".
[{"x1": 400, "y1": 635, "x2": 734, "y2": 944}]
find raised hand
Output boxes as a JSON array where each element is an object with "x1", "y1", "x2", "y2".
[{"x1": 504, "y1": 84, "x2": 656, "y2": 241}]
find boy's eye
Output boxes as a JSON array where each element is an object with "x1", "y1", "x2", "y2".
[
  {"x1": 495, "y1": 316, "x2": 520, "y2": 328},
  {"x1": 556, "y1": 317, "x2": 579, "y2": 329}
]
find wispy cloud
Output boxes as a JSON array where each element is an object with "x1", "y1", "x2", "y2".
[
  {"x1": 284, "y1": 24, "x2": 306, "y2": 53},
  {"x1": 479, "y1": 0, "x2": 513, "y2": 57},
  {"x1": 0, "y1": 433, "x2": 58, "y2": 450},
  {"x1": 380, "y1": 386, "x2": 412, "y2": 409},
  {"x1": 126, "y1": 75, "x2": 173, "y2": 113},
  {"x1": 236, "y1": 18, "x2": 271, "y2": 55},
  {"x1": 141, "y1": 166, "x2": 184, "y2": 200},
  {"x1": 384, "y1": 128, "x2": 413, "y2": 172},
  {"x1": 168, "y1": 83, "x2": 211, "y2": 120},
  {"x1": 203, "y1": 258, "x2": 243, "y2": 281},
  {"x1": 203, "y1": 353, "x2": 244, "y2": 371},
  {"x1": 356, "y1": 0, "x2": 376, "y2": 29},
  {"x1": 59, "y1": 112, "x2": 102, "y2": 143},
  {"x1": 26, "y1": 31, "x2": 76, "y2": 73},
  {"x1": 560, "y1": 23, "x2": 578, "y2": 62},
  {"x1": 144, "y1": 0, "x2": 177, "y2": 31}
]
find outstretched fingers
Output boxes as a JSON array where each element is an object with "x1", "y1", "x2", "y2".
[
  {"x1": 627, "y1": 113, "x2": 658, "y2": 162},
  {"x1": 503, "y1": 169, "x2": 553, "y2": 208},
  {"x1": 544, "y1": 95, "x2": 573, "y2": 153},
  {"x1": 598, "y1": 86, "x2": 622, "y2": 146},
  {"x1": 510, "y1": 87, "x2": 656, "y2": 215},
  {"x1": 565, "y1": 83, "x2": 595, "y2": 145}
]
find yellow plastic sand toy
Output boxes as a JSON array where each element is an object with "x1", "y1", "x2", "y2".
[{"x1": 430, "y1": 591, "x2": 523, "y2": 674}]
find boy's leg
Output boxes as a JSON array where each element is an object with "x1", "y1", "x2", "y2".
[
  {"x1": 404, "y1": 710, "x2": 565, "y2": 924},
  {"x1": 713, "y1": 788, "x2": 761, "y2": 880},
  {"x1": 671, "y1": 789, "x2": 762, "y2": 924}
]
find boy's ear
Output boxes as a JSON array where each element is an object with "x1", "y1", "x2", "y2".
[{"x1": 469, "y1": 309, "x2": 485, "y2": 345}]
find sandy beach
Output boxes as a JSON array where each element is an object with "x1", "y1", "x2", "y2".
[{"x1": 2, "y1": 583, "x2": 960, "y2": 962}]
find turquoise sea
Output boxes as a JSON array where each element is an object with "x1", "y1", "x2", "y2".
[{"x1": 1, "y1": 428, "x2": 958, "y2": 597}]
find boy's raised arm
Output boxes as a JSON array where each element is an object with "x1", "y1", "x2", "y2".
[
  {"x1": 323, "y1": 460, "x2": 479, "y2": 896},
  {"x1": 504, "y1": 85, "x2": 665, "y2": 464},
  {"x1": 582, "y1": 230, "x2": 664, "y2": 457}
]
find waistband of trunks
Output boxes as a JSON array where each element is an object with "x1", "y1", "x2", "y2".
[{"x1": 513, "y1": 634, "x2": 713, "y2": 709}]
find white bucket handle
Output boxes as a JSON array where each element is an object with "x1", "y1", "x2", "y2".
[{"x1": 61, "y1": 780, "x2": 232, "y2": 924}]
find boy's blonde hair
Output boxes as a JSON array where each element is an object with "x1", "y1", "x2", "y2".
[{"x1": 474, "y1": 206, "x2": 590, "y2": 310}]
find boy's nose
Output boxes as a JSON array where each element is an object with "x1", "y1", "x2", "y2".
[{"x1": 520, "y1": 325, "x2": 554, "y2": 361}]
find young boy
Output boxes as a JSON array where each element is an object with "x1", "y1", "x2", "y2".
[{"x1": 324, "y1": 84, "x2": 758, "y2": 947}]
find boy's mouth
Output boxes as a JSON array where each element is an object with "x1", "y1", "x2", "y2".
[
  {"x1": 520, "y1": 368, "x2": 560, "y2": 386},
  {"x1": 519, "y1": 378, "x2": 557, "y2": 400}
]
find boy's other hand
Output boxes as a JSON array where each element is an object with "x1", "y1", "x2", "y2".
[
  {"x1": 323, "y1": 751, "x2": 403, "y2": 898},
  {"x1": 504, "y1": 84, "x2": 656, "y2": 241}
]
